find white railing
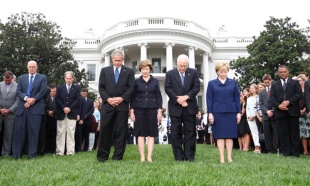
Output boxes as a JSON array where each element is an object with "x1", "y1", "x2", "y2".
[{"x1": 103, "y1": 17, "x2": 210, "y2": 39}]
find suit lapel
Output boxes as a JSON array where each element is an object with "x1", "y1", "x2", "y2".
[
  {"x1": 31, "y1": 74, "x2": 37, "y2": 92},
  {"x1": 173, "y1": 69, "x2": 183, "y2": 87},
  {"x1": 1, "y1": 83, "x2": 6, "y2": 94},
  {"x1": 276, "y1": 80, "x2": 284, "y2": 94},
  {"x1": 107, "y1": 66, "x2": 116, "y2": 85},
  {"x1": 183, "y1": 69, "x2": 190, "y2": 88},
  {"x1": 118, "y1": 65, "x2": 126, "y2": 84},
  {"x1": 262, "y1": 89, "x2": 269, "y2": 100}
]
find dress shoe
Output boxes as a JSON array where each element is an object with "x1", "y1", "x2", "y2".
[{"x1": 98, "y1": 158, "x2": 107, "y2": 163}]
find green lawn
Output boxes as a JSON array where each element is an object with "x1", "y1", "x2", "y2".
[{"x1": 1, "y1": 144, "x2": 309, "y2": 186}]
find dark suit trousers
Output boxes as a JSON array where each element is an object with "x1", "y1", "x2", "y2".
[
  {"x1": 75, "y1": 123, "x2": 83, "y2": 152},
  {"x1": 170, "y1": 109, "x2": 196, "y2": 161},
  {"x1": 12, "y1": 109, "x2": 42, "y2": 158},
  {"x1": 45, "y1": 116, "x2": 56, "y2": 153},
  {"x1": 263, "y1": 118, "x2": 278, "y2": 151},
  {"x1": 75, "y1": 119, "x2": 91, "y2": 152},
  {"x1": 277, "y1": 113, "x2": 300, "y2": 156},
  {"x1": 0, "y1": 116, "x2": 15, "y2": 155},
  {"x1": 97, "y1": 110, "x2": 128, "y2": 161},
  {"x1": 38, "y1": 113, "x2": 47, "y2": 155}
]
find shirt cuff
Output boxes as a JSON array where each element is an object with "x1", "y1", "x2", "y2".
[{"x1": 24, "y1": 96, "x2": 28, "y2": 101}]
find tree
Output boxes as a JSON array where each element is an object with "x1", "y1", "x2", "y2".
[
  {"x1": 230, "y1": 17, "x2": 310, "y2": 89},
  {"x1": 0, "y1": 12, "x2": 88, "y2": 87}
]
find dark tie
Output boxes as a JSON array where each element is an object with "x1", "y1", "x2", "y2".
[
  {"x1": 282, "y1": 79, "x2": 286, "y2": 91},
  {"x1": 115, "y1": 67, "x2": 119, "y2": 83},
  {"x1": 282, "y1": 79, "x2": 287, "y2": 100},
  {"x1": 27, "y1": 75, "x2": 34, "y2": 96},
  {"x1": 180, "y1": 73, "x2": 184, "y2": 86},
  {"x1": 267, "y1": 87, "x2": 270, "y2": 97}
]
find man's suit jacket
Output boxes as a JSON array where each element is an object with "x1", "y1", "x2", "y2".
[
  {"x1": 46, "y1": 95, "x2": 56, "y2": 117},
  {"x1": 0, "y1": 81, "x2": 18, "y2": 118},
  {"x1": 270, "y1": 78, "x2": 302, "y2": 118},
  {"x1": 304, "y1": 79, "x2": 310, "y2": 113},
  {"x1": 99, "y1": 65, "x2": 135, "y2": 111},
  {"x1": 259, "y1": 88, "x2": 274, "y2": 121},
  {"x1": 206, "y1": 78, "x2": 241, "y2": 114},
  {"x1": 79, "y1": 98, "x2": 94, "y2": 126},
  {"x1": 16, "y1": 73, "x2": 47, "y2": 116},
  {"x1": 165, "y1": 68, "x2": 200, "y2": 117},
  {"x1": 55, "y1": 84, "x2": 81, "y2": 120}
]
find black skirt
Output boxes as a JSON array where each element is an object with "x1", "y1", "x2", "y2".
[{"x1": 133, "y1": 108, "x2": 158, "y2": 137}]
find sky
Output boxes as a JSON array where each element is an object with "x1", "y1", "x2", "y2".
[{"x1": 0, "y1": 0, "x2": 309, "y2": 38}]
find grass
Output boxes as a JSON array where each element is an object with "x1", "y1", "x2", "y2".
[{"x1": 0, "y1": 144, "x2": 310, "y2": 185}]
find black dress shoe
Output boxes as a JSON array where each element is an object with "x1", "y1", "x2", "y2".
[
  {"x1": 98, "y1": 158, "x2": 107, "y2": 163},
  {"x1": 175, "y1": 159, "x2": 184, "y2": 162}
]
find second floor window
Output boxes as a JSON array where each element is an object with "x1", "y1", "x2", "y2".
[
  {"x1": 152, "y1": 58, "x2": 161, "y2": 73},
  {"x1": 87, "y1": 64, "x2": 96, "y2": 81}
]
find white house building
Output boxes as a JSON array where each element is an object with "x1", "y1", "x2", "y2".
[{"x1": 70, "y1": 17, "x2": 253, "y2": 110}]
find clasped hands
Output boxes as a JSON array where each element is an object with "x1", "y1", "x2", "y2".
[
  {"x1": 0, "y1": 108, "x2": 11, "y2": 116},
  {"x1": 24, "y1": 98, "x2": 36, "y2": 109},
  {"x1": 177, "y1": 95, "x2": 189, "y2": 107},
  {"x1": 278, "y1": 100, "x2": 289, "y2": 111},
  {"x1": 107, "y1": 97, "x2": 123, "y2": 107}
]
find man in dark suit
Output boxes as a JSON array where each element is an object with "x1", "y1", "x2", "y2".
[
  {"x1": 270, "y1": 65, "x2": 302, "y2": 157},
  {"x1": 97, "y1": 49, "x2": 135, "y2": 162},
  {"x1": 259, "y1": 74, "x2": 278, "y2": 153},
  {"x1": 76, "y1": 88, "x2": 94, "y2": 152},
  {"x1": 164, "y1": 54, "x2": 200, "y2": 161},
  {"x1": 0, "y1": 71, "x2": 18, "y2": 156},
  {"x1": 45, "y1": 85, "x2": 57, "y2": 153},
  {"x1": 12, "y1": 61, "x2": 47, "y2": 159},
  {"x1": 55, "y1": 71, "x2": 81, "y2": 156}
]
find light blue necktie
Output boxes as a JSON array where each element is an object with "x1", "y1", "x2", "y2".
[
  {"x1": 67, "y1": 85, "x2": 70, "y2": 94},
  {"x1": 27, "y1": 75, "x2": 34, "y2": 96},
  {"x1": 115, "y1": 67, "x2": 119, "y2": 83},
  {"x1": 180, "y1": 73, "x2": 184, "y2": 86}
]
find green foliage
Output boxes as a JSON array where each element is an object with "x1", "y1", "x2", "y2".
[
  {"x1": 87, "y1": 92, "x2": 98, "y2": 101},
  {"x1": 230, "y1": 17, "x2": 310, "y2": 89},
  {"x1": 0, "y1": 12, "x2": 88, "y2": 87},
  {"x1": 0, "y1": 145, "x2": 310, "y2": 185}
]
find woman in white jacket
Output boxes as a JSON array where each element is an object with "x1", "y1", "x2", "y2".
[{"x1": 246, "y1": 84, "x2": 261, "y2": 153}]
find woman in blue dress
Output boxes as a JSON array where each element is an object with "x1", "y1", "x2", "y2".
[{"x1": 207, "y1": 62, "x2": 241, "y2": 163}]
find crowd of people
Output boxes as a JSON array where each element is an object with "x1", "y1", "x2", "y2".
[
  {"x1": 0, "y1": 49, "x2": 309, "y2": 164},
  {"x1": 0, "y1": 61, "x2": 102, "y2": 159}
]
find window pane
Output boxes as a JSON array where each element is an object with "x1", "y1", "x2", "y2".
[
  {"x1": 152, "y1": 58, "x2": 161, "y2": 73},
  {"x1": 87, "y1": 64, "x2": 96, "y2": 81}
]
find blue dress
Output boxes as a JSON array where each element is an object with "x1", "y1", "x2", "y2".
[{"x1": 206, "y1": 78, "x2": 241, "y2": 139}]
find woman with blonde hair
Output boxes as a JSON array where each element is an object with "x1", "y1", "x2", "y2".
[
  {"x1": 207, "y1": 62, "x2": 241, "y2": 163},
  {"x1": 297, "y1": 75, "x2": 310, "y2": 154},
  {"x1": 246, "y1": 84, "x2": 261, "y2": 153}
]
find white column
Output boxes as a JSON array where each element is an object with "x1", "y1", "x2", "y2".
[
  {"x1": 104, "y1": 53, "x2": 110, "y2": 67},
  {"x1": 138, "y1": 43, "x2": 148, "y2": 61},
  {"x1": 188, "y1": 46, "x2": 195, "y2": 69},
  {"x1": 203, "y1": 52, "x2": 210, "y2": 111},
  {"x1": 165, "y1": 43, "x2": 174, "y2": 71}
]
